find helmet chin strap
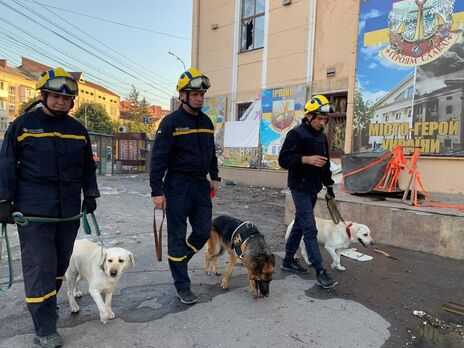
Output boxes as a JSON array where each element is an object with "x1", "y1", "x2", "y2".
[{"x1": 43, "y1": 93, "x2": 73, "y2": 117}]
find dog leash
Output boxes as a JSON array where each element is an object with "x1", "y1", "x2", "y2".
[
  {"x1": 0, "y1": 223, "x2": 13, "y2": 291},
  {"x1": 325, "y1": 194, "x2": 345, "y2": 225},
  {"x1": 0, "y1": 211, "x2": 93, "y2": 292},
  {"x1": 153, "y1": 208, "x2": 165, "y2": 262}
]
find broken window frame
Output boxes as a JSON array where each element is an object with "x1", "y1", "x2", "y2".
[{"x1": 240, "y1": 0, "x2": 265, "y2": 52}]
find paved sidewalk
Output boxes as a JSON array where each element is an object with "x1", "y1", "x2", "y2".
[{"x1": 0, "y1": 175, "x2": 462, "y2": 347}]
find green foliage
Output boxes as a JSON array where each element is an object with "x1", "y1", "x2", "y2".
[
  {"x1": 127, "y1": 85, "x2": 152, "y2": 123},
  {"x1": 75, "y1": 103, "x2": 113, "y2": 134},
  {"x1": 17, "y1": 96, "x2": 41, "y2": 116},
  {"x1": 353, "y1": 84, "x2": 375, "y2": 149}
]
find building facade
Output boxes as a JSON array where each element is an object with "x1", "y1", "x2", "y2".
[
  {"x1": 193, "y1": 0, "x2": 464, "y2": 194},
  {"x1": 0, "y1": 59, "x2": 38, "y2": 137}
]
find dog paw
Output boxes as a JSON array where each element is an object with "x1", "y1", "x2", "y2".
[
  {"x1": 69, "y1": 303, "x2": 80, "y2": 313},
  {"x1": 336, "y1": 265, "x2": 346, "y2": 271},
  {"x1": 100, "y1": 314, "x2": 110, "y2": 324},
  {"x1": 74, "y1": 290, "x2": 82, "y2": 298},
  {"x1": 107, "y1": 310, "x2": 115, "y2": 319},
  {"x1": 220, "y1": 281, "x2": 229, "y2": 289},
  {"x1": 330, "y1": 262, "x2": 337, "y2": 270}
]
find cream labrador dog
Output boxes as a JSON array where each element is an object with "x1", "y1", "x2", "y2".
[
  {"x1": 285, "y1": 217, "x2": 374, "y2": 271},
  {"x1": 66, "y1": 239, "x2": 134, "y2": 324}
]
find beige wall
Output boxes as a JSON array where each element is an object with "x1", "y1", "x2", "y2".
[
  {"x1": 399, "y1": 157, "x2": 464, "y2": 195},
  {"x1": 312, "y1": 0, "x2": 358, "y2": 92},
  {"x1": 75, "y1": 83, "x2": 120, "y2": 121},
  {"x1": 266, "y1": 0, "x2": 309, "y2": 89},
  {"x1": 193, "y1": 0, "x2": 234, "y2": 95},
  {"x1": 0, "y1": 71, "x2": 37, "y2": 120}
]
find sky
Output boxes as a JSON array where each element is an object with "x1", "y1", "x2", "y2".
[
  {"x1": 0, "y1": 0, "x2": 193, "y2": 109},
  {"x1": 355, "y1": 0, "x2": 413, "y2": 104}
]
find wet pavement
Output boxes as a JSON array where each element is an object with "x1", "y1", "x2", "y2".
[{"x1": 0, "y1": 174, "x2": 463, "y2": 347}]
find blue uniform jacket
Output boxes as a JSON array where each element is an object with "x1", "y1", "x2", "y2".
[
  {"x1": 150, "y1": 106, "x2": 219, "y2": 197},
  {"x1": 0, "y1": 109, "x2": 100, "y2": 217},
  {"x1": 278, "y1": 117, "x2": 334, "y2": 193}
]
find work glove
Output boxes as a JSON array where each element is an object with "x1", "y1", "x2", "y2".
[
  {"x1": 81, "y1": 197, "x2": 97, "y2": 213},
  {"x1": 326, "y1": 186, "x2": 335, "y2": 199},
  {"x1": 0, "y1": 201, "x2": 15, "y2": 224}
]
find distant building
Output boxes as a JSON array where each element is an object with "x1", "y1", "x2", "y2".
[{"x1": 0, "y1": 59, "x2": 38, "y2": 137}]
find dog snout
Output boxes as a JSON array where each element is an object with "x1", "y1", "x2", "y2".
[
  {"x1": 110, "y1": 270, "x2": 118, "y2": 277},
  {"x1": 257, "y1": 280, "x2": 271, "y2": 297}
]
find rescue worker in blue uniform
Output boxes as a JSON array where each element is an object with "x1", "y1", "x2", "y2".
[
  {"x1": 0, "y1": 67, "x2": 99, "y2": 347},
  {"x1": 150, "y1": 68, "x2": 220, "y2": 305},
  {"x1": 278, "y1": 94, "x2": 338, "y2": 289}
]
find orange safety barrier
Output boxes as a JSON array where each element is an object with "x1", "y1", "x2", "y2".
[
  {"x1": 374, "y1": 145, "x2": 407, "y2": 192},
  {"x1": 342, "y1": 145, "x2": 464, "y2": 212}
]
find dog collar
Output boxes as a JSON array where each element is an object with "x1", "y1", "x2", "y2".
[
  {"x1": 231, "y1": 221, "x2": 259, "y2": 260},
  {"x1": 345, "y1": 223, "x2": 353, "y2": 239}
]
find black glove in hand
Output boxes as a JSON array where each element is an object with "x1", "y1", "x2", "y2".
[
  {"x1": 0, "y1": 201, "x2": 15, "y2": 224},
  {"x1": 81, "y1": 197, "x2": 97, "y2": 213},
  {"x1": 326, "y1": 186, "x2": 335, "y2": 199}
]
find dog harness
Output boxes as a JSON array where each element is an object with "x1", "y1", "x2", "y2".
[{"x1": 230, "y1": 221, "x2": 260, "y2": 260}]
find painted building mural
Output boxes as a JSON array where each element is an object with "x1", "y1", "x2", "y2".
[
  {"x1": 202, "y1": 95, "x2": 226, "y2": 165},
  {"x1": 260, "y1": 85, "x2": 306, "y2": 168},
  {"x1": 354, "y1": 0, "x2": 464, "y2": 156}
]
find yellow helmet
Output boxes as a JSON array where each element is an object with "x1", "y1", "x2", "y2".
[
  {"x1": 36, "y1": 67, "x2": 78, "y2": 97},
  {"x1": 304, "y1": 94, "x2": 334, "y2": 115},
  {"x1": 176, "y1": 68, "x2": 210, "y2": 92}
]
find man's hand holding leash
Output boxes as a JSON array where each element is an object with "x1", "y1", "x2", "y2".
[{"x1": 152, "y1": 196, "x2": 166, "y2": 210}]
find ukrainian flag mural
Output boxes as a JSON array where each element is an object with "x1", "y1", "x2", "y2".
[
  {"x1": 354, "y1": 0, "x2": 464, "y2": 156},
  {"x1": 259, "y1": 84, "x2": 306, "y2": 169}
]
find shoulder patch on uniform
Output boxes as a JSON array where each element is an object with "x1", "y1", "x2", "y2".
[
  {"x1": 175, "y1": 127, "x2": 190, "y2": 132},
  {"x1": 23, "y1": 128, "x2": 44, "y2": 134}
]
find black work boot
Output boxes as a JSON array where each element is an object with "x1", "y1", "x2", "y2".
[
  {"x1": 280, "y1": 259, "x2": 309, "y2": 274},
  {"x1": 316, "y1": 269, "x2": 339, "y2": 289},
  {"x1": 33, "y1": 332, "x2": 64, "y2": 348},
  {"x1": 176, "y1": 288, "x2": 198, "y2": 305}
]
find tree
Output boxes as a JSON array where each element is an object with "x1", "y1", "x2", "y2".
[
  {"x1": 75, "y1": 103, "x2": 113, "y2": 134},
  {"x1": 127, "y1": 85, "x2": 152, "y2": 123},
  {"x1": 353, "y1": 84, "x2": 375, "y2": 151},
  {"x1": 17, "y1": 96, "x2": 41, "y2": 116}
]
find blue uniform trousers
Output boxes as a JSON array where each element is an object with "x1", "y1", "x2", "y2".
[
  {"x1": 17, "y1": 220, "x2": 79, "y2": 337},
  {"x1": 284, "y1": 188, "x2": 323, "y2": 272},
  {"x1": 165, "y1": 174, "x2": 212, "y2": 291}
]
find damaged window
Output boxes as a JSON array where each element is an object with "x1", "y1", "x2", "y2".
[{"x1": 241, "y1": 0, "x2": 265, "y2": 52}]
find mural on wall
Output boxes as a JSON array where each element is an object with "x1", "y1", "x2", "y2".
[
  {"x1": 202, "y1": 95, "x2": 226, "y2": 165},
  {"x1": 354, "y1": 0, "x2": 464, "y2": 156},
  {"x1": 260, "y1": 85, "x2": 307, "y2": 169}
]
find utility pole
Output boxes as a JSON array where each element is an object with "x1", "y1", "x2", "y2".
[{"x1": 84, "y1": 104, "x2": 88, "y2": 128}]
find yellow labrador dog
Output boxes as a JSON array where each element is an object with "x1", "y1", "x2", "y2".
[
  {"x1": 66, "y1": 239, "x2": 134, "y2": 324},
  {"x1": 285, "y1": 217, "x2": 374, "y2": 271}
]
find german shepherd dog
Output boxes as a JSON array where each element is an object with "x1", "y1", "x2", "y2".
[{"x1": 205, "y1": 215, "x2": 275, "y2": 298}]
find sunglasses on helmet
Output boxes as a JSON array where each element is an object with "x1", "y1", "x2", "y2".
[
  {"x1": 185, "y1": 76, "x2": 211, "y2": 90},
  {"x1": 43, "y1": 77, "x2": 78, "y2": 95}
]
